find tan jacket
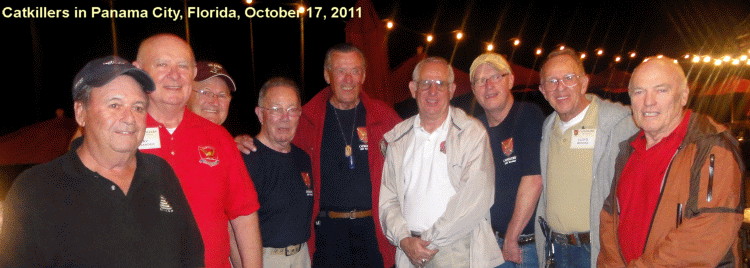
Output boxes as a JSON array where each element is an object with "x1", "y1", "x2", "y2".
[
  {"x1": 599, "y1": 112, "x2": 745, "y2": 267},
  {"x1": 379, "y1": 107, "x2": 503, "y2": 267}
]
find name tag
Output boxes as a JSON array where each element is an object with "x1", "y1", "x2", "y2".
[
  {"x1": 570, "y1": 129, "x2": 596, "y2": 149},
  {"x1": 139, "y1": 127, "x2": 161, "y2": 150}
]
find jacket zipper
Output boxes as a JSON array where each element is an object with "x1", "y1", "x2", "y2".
[{"x1": 640, "y1": 146, "x2": 682, "y2": 256}]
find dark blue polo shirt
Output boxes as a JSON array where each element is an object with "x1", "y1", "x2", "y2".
[
  {"x1": 319, "y1": 102, "x2": 372, "y2": 211},
  {"x1": 480, "y1": 101, "x2": 544, "y2": 235},
  {"x1": 244, "y1": 140, "x2": 313, "y2": 247}
]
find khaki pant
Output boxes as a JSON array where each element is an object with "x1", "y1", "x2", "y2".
[
  {"x1": 262, "y1": 242, "x2": 311, "y2": 268},
  {"x1": 424, "y1": 235, "x2": 471, "y2": 268}
]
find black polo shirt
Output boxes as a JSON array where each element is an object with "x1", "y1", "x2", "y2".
[
  {"x1": 319, "y1": 102, "x2": 372, "y2": 210},
  {"x1": 244, "y1": 141, "x2": 313, "y2": 247},
  {"x1": 0, "y1": 146, "x2": 204, "y2": 267},
  {"x1": 480, "y1": 101, "x2": 544, "y2": 235}
]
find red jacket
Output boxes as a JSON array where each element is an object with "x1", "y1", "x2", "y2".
[{"x1": 293, "y1": 87, "x2": 401, "y2": 268}]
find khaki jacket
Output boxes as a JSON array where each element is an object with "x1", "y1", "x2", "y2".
[
  {"x1": 599, "y1": 112, "x2": 745, "y2": 267},
  {"x1": 379, "y1": 107, "x2": 503, "y2": 267}
]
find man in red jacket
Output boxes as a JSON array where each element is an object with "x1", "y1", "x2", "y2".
[{"x1": 238, "y1": 43, "x2": 400, "y2": 267}]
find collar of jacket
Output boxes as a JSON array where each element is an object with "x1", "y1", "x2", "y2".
[{"x1": 384, "y1": 107, "x2": 471, "y2": 144}]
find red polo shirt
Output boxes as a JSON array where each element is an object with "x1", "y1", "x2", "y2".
[
  {"x1": 617, "y1": 110, "x2": 691, "y2": 263},
  {"x1": 141, "y1": 109, "x2": 260, "y2": 268}
]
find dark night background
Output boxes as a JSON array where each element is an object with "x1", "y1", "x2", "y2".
[{"x1": 1, "y1": 0, "x2": 748, "y2": 137}]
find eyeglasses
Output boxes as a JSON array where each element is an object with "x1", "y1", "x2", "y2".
[
  {"x1": 329, "y1": 67, "x2": 364, "y2": 76},
  {"x1": 542, "y1": 74, "x2": 580, "y2": 89},
  {"x1": 472, "y1": 73, "x2": 510, "y2": 87},
  {"x1": 415, "y1": 80, "x2": 451, "y2": 91},
  {"x1": 260, "y1": 106, "x2": 302, "y2": 117},
  {"x1": 194, "y1": 89, "x2": 230, "y2": 100}
]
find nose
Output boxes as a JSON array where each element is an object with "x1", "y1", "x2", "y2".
[
  {"x1": 167, "y1": 65, "x2": 180, "y2": 80},
  {"x1": 643, "y1": 91, "x2": 657, "y2": 107},
  {"x1": 122, "y1": 106, "x2": 136, "y2": 124}
]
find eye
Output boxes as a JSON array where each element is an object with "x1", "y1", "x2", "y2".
[
  {"x1": 133, "y1": 105, "x2": 145, "y2": 113},
  {"x1": 109, "y1": 103, "x2": 121, "y2": 109}
]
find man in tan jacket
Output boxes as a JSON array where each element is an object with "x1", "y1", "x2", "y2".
[{"x1": 599, "y1": 57, "x2": 744, "y2": 267}]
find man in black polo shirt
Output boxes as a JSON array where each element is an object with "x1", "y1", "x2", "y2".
[
  {"x1": 470, "y1": 53, "x2": 544, "y2": 267},
  {"x1": 0, "y1": 56, "x2": 204, "y2": 267},
  {"x1": 244, "y1": 77, "x2": 314, "y2": 267}
]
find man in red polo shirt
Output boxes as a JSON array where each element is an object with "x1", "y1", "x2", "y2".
[
  {"x1": 134, "y1": 33, "x2": 262, "y2": 268},
  {"x1": 599, "y1": 57, "x2": 744, "y2": 266}
]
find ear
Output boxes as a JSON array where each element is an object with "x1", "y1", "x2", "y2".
[
  {"x1": 506, "y1": 73, "x2": 515, "y2": 89},
  {"x1": 448, "y1": 83, "x2": 456, "y2": 99},
  {"x1": 255, "y1": 107, "x2": 264, "y2": 125},
  {"x1": 579, "y1": 75, "x2": 590, "y2": 94},
  {"x1": 74, "y1": 102, "x2": 86, "y2": 127},
  {"x1": 132, "y1": 61, "x2": 142, "y2": 69},
  {"x1": 324, "y1": 69, "x2": 331, "y2": 84},
  {"x1": 679, "y1": 86, "x2": 689, "y2": 107},
  {"x1": 409, "y1": 81, "x2": 417, "y2": 99}
]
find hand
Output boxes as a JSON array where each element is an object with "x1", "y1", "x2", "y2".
[
  {"x1": 235, "y1": 134, "x2": 256, "y2": 154},
  {"x1": 501, "y1": 238, "x2": 523, "y2": 264},
  {"x1": 400, "y1": 237, "x2": 438, "y2": 267}
]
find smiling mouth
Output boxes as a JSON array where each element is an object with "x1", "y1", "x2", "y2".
[
  {"x1": 115, "y1": 130, "x2": 136, "y2": 135},
  {"x1": 643, "y1": 112, "x2": 659, "y2": 117},
  {"x1": 484, "y1": 92, "x2": 498, "y2": 99}
]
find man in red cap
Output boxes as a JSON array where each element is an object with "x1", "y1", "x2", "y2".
[{"x1": 187, "y1": 61, "x2": 237, "y2": 125}]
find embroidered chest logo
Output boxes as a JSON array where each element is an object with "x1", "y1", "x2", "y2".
[
  {"x1": 357, "y1": 127, "x2": 369, "y2": 151},
  {"x1": 198, "y1": 146, "x2": 219, "y2": 167},
  {"x1": 301, "y1": 172, "x2": 313, "y2": 197},
  {"x1": 356, "y1": 127, "x2": 368, "y2": 143},
  {"x1": 501, "y1": 138, "x2": 514, "y2": 156},
  {"x1": 439, "y1": 141, "x2": 447, "y2": 154},
  {"x1": 160, "y1": 195, "x2": 174, "y2": 213}
]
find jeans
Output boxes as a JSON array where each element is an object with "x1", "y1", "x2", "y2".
[
  {"x1": 495, "y1": 235, "x2": 539, "y2": 268},
  {"x1": 548, "y1": 241, "x2": 591, "y2": 268}
]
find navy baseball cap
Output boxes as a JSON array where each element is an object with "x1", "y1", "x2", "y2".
[{"x1": 72, "y1": 56, "x2": 155, "y2": 100}]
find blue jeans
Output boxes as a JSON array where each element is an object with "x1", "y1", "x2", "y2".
[
  {"x1": 495, "y1": 235, "x2": 539, "y2": 268},
  {"x1": 548, "y1": 241, "x2": 591, "y2": 268}
]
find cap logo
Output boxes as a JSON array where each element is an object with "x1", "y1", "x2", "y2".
[{"x1": 208, "y1": 63, "x2": 223, "y2": 74}]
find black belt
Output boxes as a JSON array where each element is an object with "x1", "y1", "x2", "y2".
[
  {"x1": 493, "y1": 230, "x2": 535, "y2": 245},
  {"x1": 551, "y1": 231, "x2": 590, "y2": 246}
]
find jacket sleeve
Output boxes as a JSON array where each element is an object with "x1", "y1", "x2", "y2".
[
  {"x1": 378, "y1": 140, "x2": 412, "y2": 248},
  {"x1": 629, "y1": 145, "x2": 743, "y2": 267},
  {"x1": 421, "y1": 127, "x2": 495, "y2": 249},
  {"x1": 598, "y1": 189, "x2": 626, "y2": 267}
]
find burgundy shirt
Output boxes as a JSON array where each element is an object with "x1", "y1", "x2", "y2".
[{"x1": 617, "y1": 110, "x2": 691, "y2": 263}]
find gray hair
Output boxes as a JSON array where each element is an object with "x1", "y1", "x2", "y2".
[
  {"x1": 323, "y1": 43, "x2": 366, "y2": 70},
  {"x1": 257, "y1": 77, "x2": 301, "y2": 107},
  {"x1": 412, "y1": 56, "x2": 455, "y2": 83},
  {"x1": 542, "y1": 47, "x2": 586, "y2": 75}
]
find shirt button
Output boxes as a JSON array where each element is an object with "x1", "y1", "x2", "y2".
[
  {"x1": 171, "y1": 151, "x2": 175, "y2": 155},
  {"x1": 171, "y1": 137, "x2": 174, "y2": 141},
  {"x1": 111, "y1": 185, "x2": 116, "y2": 191}
]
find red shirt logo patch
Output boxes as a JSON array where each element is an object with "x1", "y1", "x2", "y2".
[
  {"x1": 501, "y1": 138, "x2": 514, "y2": 157},
  {"x1": 198, "y1": 146, "x2": 219, "y2": 167}
]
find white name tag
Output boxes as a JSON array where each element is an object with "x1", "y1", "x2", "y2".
[
  {"x1": 570, "y1": 129, "x2": 596, "y2": 149},
  {"x1": 139, "y1": 127, "x2": 161, "y2": 150}
]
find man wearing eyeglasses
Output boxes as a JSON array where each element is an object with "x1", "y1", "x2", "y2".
[
  {"x1": 533, "y1": 48, "x2": 637, "y2": 267},
  {"x1": 243, "y1": 77, "x2": 314, "y2": 268},
  {"x1": 469, "y1": 53, "x2": 544, "y2": 268},
  {"x1": 134, "y1": 33, "x2": 262, "y2": 268},
  {"x1": 187, "y1": 61, "x2": 236, "y2": 125},
  {"x1": 380, "y1": 57, "x2": 503, "y2": 267}
]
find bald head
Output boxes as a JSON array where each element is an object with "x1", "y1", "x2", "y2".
[
  {"x1": 628, "y1": 57, "x2": 689, "y2": 146},
  {"x1": 134, "y1": 34, "x2": 197, "y2": 113},
  {"x1": 630, "y1": 58, "x2": 687, "y2": 93}
]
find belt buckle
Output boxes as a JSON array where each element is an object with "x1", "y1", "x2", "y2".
[
  {"x1": 348, "y1": 210, "x2": 356, "y2": 219},
  {"x1": 284, "y1": 244, "x2": 300, "y2": 256}
]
